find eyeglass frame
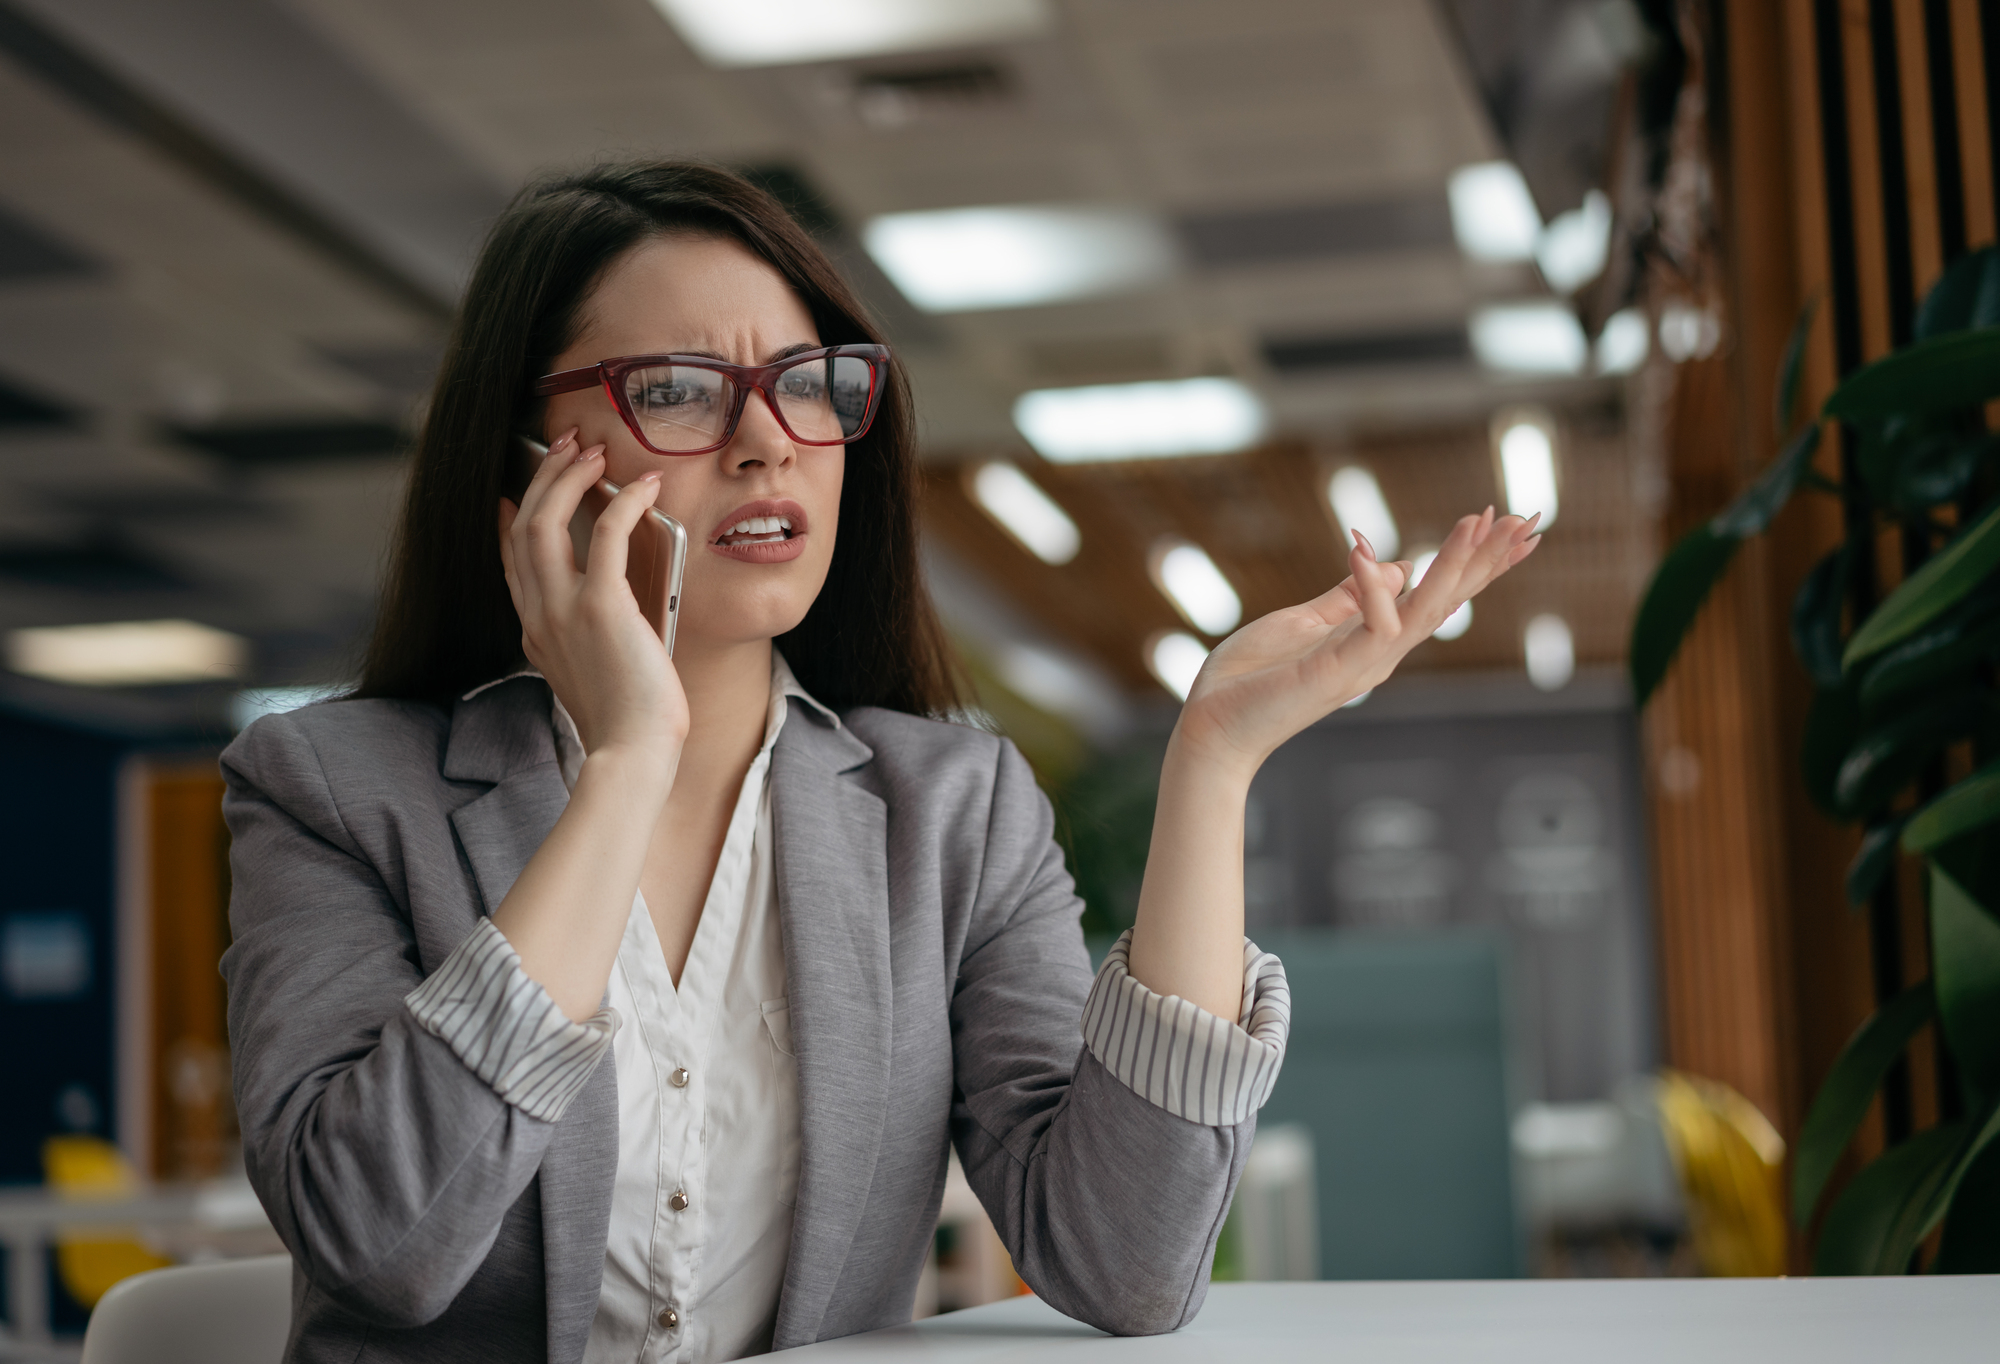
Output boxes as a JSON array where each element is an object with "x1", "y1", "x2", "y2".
[{"x1": 529, "y1": 343, "x2": 893, "y2": 457}]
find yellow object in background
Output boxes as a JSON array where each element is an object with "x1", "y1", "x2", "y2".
[
  {"x1": 42, "y1": 1135, "x2": 174, "y2": 1309},
  {"x1": 1653, "y1": 1071, "x2": 1788, "y2": 1277}
]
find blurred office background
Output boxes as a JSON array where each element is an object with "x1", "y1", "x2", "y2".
[{"x1": 1, "y1": 0, "x2": 1992, "y2": 1349}]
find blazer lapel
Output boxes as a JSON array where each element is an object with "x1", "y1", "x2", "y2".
[
  {"x1": 769, "y1": 700, "x2": 893, "y2": 1347},
  {"x1": 441, "y1": 676, "x2": 617, "y2": 1364}
]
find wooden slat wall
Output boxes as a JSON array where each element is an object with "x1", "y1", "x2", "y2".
[{"x1": 1644, "y1": 0, "x2": 1996, "y2": 1259}]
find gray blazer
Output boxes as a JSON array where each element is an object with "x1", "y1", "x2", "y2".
[{"x1": 221, "y1": 676, "x2": 1254, "y2": 1363}]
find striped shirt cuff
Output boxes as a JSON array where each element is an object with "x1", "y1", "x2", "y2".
[
  {"x1": 405, "y1": 918, "x2": 617, "y2": 1123},
  {"x1": 1080, "y1": 930, "x2": 1290, "y2": 1127}
]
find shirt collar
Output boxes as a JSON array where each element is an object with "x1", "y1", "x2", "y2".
[{"x1": 505, "y1": 650, "x2": 838, "y2": 792}]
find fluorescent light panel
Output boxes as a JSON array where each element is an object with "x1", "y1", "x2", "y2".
[
  {"x1": 1147, "y1": 630, "x2": 1209, "y2": 701},
  {"x1": 1448, "y1": 162, "x2": 1542, "y2": 262},
  {"x1": 1014, "y1": 378, "x2": 1266, "y2": 464},
  {"x1": 1524, "y1": 613, "x2": 1575, "y2": 691},
  {"x1": 652, "y1": 0, "x2": 1049, "y2": 68},
  {"x1": 863, "y1": 206, "x2": 1173, "y2": 312},
  {"x1": 1495, "y1": 414, "x2": 1561, "y2": 529},
  {"x1": 1412, "y1": 549, "x2": 1473, "y2": 640},
  {"x1": 1326, "y1": 466, "x2": 1400, "y2": 561},
  {"x1": 7, "y1": 619, "x2": 248, "y2": 686},
  {"x1": 1536, "y1": 190, "x2": 1612, "y2": 294},
  {"x1": 1595, "y1": 308, "x2": 1650, "y2": 374},
  {"x1": 968, "y1": 461, "x2": 1079, "y2": 564},
  {"x1": 1150, "y1": 538, "x2": 1241, "y2": 635},
  {"x1": 1469, "y1": 304, "x2": 1588, "y2": 375}
]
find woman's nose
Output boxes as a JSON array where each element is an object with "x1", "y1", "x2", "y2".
[{"x1": 728, "y1": 389, "x2": 795, "y2": 469}]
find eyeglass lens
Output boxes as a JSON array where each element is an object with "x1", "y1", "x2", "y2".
[{"x1": 622, "y1": 354, "x2": 874, "y2": 451}]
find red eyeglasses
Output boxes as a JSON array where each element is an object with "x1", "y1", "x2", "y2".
[{"x1": 531, "y1": 343, "x2": 891, "y2": 456}]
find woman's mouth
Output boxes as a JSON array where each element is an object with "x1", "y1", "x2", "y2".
[
  {"x1": 715, "y1": 515, "x2": 794, "y2": 547},
  {"x1": 708, "y1": 500, "x2": 809, "y2": 563}
]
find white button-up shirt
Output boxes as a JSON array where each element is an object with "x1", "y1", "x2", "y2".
[{"x1": 554, "y1": 657, "x2": 824, "y2": 1363}]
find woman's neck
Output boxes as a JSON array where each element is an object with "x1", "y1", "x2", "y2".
[{"x1": 667, "y1": 634, "x2": 778, "y2": 791}]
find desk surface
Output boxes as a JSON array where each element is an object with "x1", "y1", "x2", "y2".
[{"x1": 775, "y1": 1278, "x2": 2000, "y2": 1362}]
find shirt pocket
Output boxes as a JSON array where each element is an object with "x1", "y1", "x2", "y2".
[
  {"x1": 760, "y1": 998, "x2": 795, "y2": 1058},
  {"x1": 759, "y1": 998, "x2": 802, "y2": 1208}
]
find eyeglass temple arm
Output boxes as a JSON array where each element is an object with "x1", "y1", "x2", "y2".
[{"x1": 531, "y1": 366, "x2": 603, "y2": 397}]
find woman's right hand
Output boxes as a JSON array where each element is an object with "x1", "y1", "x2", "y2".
[{"x1": 497, "y1": 429, "x2": 689, "y2": 768}]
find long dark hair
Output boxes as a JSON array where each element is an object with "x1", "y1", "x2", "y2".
[{"x1": 356, "y1": 161, "x2": 958, "y2": 716}]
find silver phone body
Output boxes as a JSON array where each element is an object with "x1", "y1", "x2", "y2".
[{"x1": 517, "y1": 437, "x2": 689, "y2": 657}]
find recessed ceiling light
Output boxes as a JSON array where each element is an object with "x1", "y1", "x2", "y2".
[
  {"x1": 1149, "y1": 538, "x2": 1242, "y2": 636},
  {"x1": 1147, "y1": 630, "x2": 1209, "y2": 701},
  {"x1": 1448, "y1": 161, "x2": 1542, "y2": 262},
  {"x1": 862, "y1": 206, "x2": 1174, "y2": 312},
  {"x1": 1411, "y1": 549, "x2": 1473, "y2": 640},
  {"x1": 1013, "y1": 378, "x2": 1266, "y2": 463},
  {"x1": 1492, "y1": 408, "x2": 1560, "y2": 530},
  {"x1": 967, "y1": 461, "x2": 1079, "y2": 565},
  {"x1": 1524, "y1": 614, "x2": 1575, "y2": 691},
  {"x1": 1469, "y1": 303, "x2": 1589, "y2": 375},
  {"x1": 1595, "y1": 308, "x2": 1650, "y2": 374},
  {"x1": 1536, "y1": 190, "x2": 1612, "y2": 293},
  {"x1": 6, "y1": 619, "x2": 248, "y2": 686},
  {"x1": 1326, "y1": 466, "x2": 1400, "y2": 561},
  {"x1": 650, "y1": 0, "x2": 1050, "y2": 68}
]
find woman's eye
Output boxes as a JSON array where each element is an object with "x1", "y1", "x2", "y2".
[{"x1": 778, "y1": 372, "x2": 826, "y2": 400}]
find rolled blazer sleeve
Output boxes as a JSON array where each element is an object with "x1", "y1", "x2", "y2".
[
  {"x1": 219, "y1": 712, "x2": 593, "y2": 1329},
  {"x1": 946, "y1": 738, "x2": 1290, "y2": 1338}
]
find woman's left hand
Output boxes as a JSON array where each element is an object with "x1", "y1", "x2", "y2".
[{"x1": 1173, "y1": 506, "x2": 1541, "y2": 779}]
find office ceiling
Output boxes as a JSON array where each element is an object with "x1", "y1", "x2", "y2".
[{"x1": 0, "y1": 0, "x2": 1657, "y2": 736}]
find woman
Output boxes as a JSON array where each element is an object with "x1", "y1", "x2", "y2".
[{"x1": 221, "y1": 161, "x2": 1538, "y2": 1364}]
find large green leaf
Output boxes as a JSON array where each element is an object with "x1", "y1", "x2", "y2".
[
  {"x1": 1631, "y1": 426, "x2": 1824, "y2": 707},
  {"x1": 1933, "y1": 864, "x2": 2000, "y2": 1106},
  {"x1": 1793, "y1": 980, "x2": 1937, "y2": 1224},
  {"x1": 1774, "y1": 295, "x2": 1822, "y2": 436},
  {"x1": 1857, "y1": 606, "x2": 2000, "y2": 718},
  {"x1": 1912, "y1": 245, "x2": 2000, "y2": 339},
  {"x1": 1844, "y1": 499, "x2": 2000, "y2": 668},
  {"x1": 1831, "y1": 688, "x2": 1997, "y2": 819},
  {"x1": 1904, "y1": 761, "x2": 2000, "y2": 856},
  {"x1": 1934, "y1": 1137, "x2": 2000, "y2": 1272},
  {"x1": 1895, "y1": 431, "x2": 1997, "y2": 511},
  {"x1": 1630, "y1": 526, "x2": 1738, "y2": 707},
  {"x1": 1822, "y1": 327, "x2": 2000, "y2": 421},
  {"x1": 1791, "y1": 544, "x2": 1851, "y2": 686},
  {"x1": 1845, "y1": 817, "x2": 1907, "y2": 908},
  {"x1": 1813, "y1": 1121, "x2": 1964, "y2": 1273},
  {"x1": 1711, "y1": 424, "x2": 1823, "y2": 537}
]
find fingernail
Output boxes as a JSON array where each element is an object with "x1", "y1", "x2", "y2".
[
  {"x1": 549, "y1": 429, "x2": 575, "y2": 452},
  {"x1": 639, "y1": 471, "x2": 661, "y2": 483},
  {"x1": 574, "y1": 444, "x2": 603, "y2": 463}
]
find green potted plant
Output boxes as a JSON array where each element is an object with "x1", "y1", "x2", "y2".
[{"x1": 1630, "y1": 248, "x2": 2000, "y2": 1273}]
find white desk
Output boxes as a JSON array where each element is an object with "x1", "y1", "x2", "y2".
[
  {"x1": 0, "y1": 1180, "x2": 272, "y2": 1346},
  {"x1": 775, "y1": 1278, "x2": 2000, "y2": 1362}
]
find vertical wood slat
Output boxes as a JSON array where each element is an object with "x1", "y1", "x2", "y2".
[
  {"x1": 1895, "y1": 0, "x2": 1945, "y2": 288},
  {"x1": 1949, "y1": 0, "x2": 1997, "y2": 245}
]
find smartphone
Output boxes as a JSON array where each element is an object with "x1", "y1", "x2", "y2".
[{"x1": 513, "y1": 436, "x2": 688, "y2": 657}]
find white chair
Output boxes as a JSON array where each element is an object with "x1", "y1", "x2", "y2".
[{"x1": 80, "y1": 1256, "x2": 291, "y2": 1364}]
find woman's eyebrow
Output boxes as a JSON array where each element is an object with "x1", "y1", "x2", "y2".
[{"x1": 664, "y1": 342, "x2": 822, "y2": 364}]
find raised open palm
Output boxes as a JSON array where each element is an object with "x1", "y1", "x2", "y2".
[{"x1": 1175, "y1": 506, "x2": 1541, "y2": 773}]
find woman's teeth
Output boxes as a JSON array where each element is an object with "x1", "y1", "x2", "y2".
[{"x1": 720, "y1": 516, "x2": 793, "y2": 544}]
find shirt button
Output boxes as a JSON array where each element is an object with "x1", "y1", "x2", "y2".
[
  {"x1": 669, "y1": 1188, "x2": 690, "y2": 1211},
  {"x1": 670, "y1": 1067, "x2": 690, "y2": 1088},
  {"x1": 657, "y1": 1307, "x2": 680, "y2": 1330}
]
